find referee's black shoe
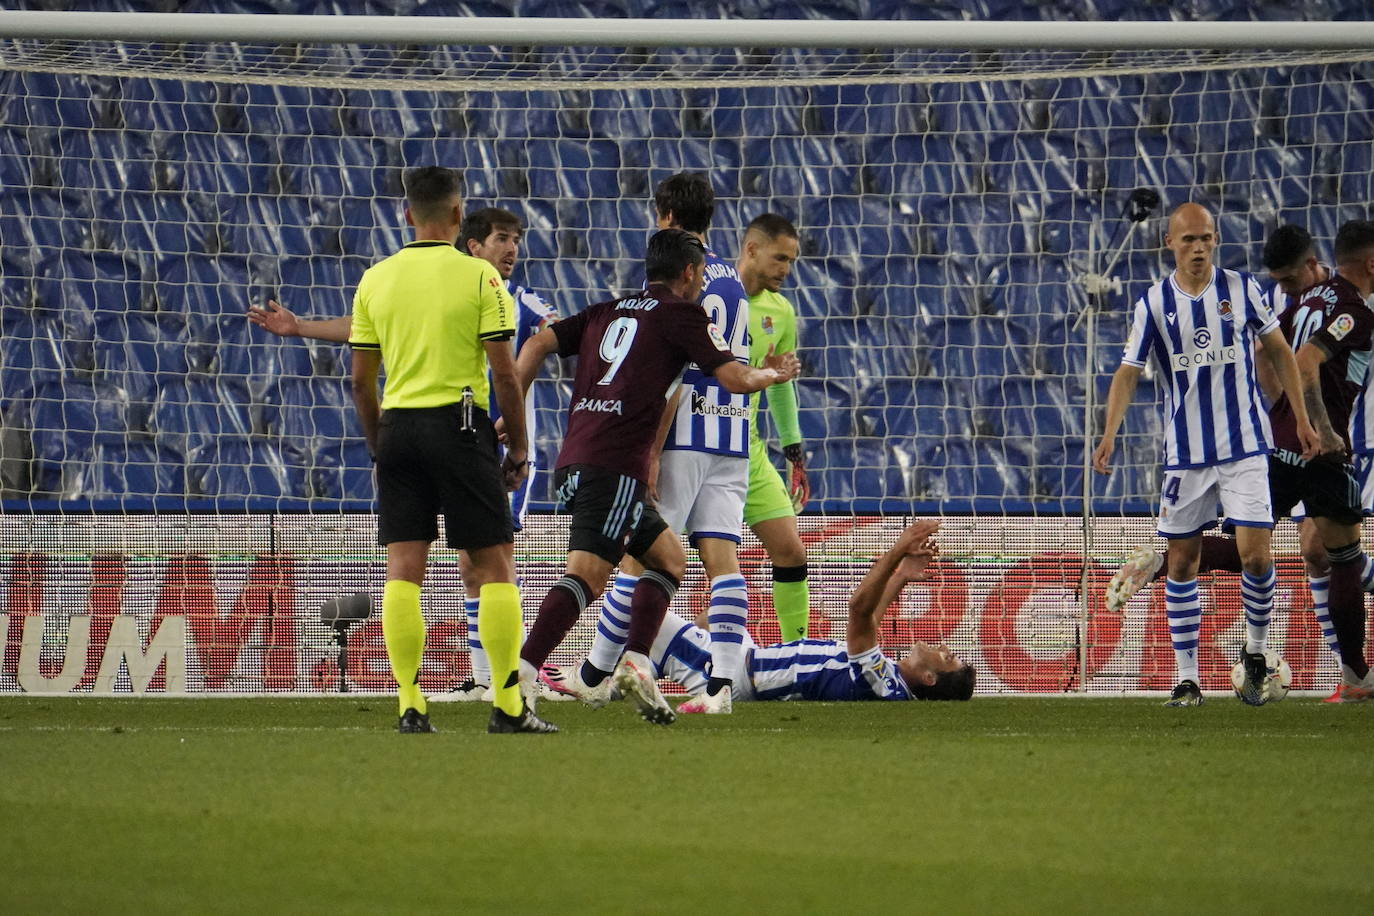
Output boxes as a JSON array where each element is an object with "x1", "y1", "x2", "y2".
[
  {"x1": 488, "y1": 702, "x2": 559, "y2": 734},
  {"x1": 398, "y1": 708, "x2": 437, "y2": 733}
]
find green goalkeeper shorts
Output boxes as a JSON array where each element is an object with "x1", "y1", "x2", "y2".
[{"x1": 744, "y1": 436, "x2": 796, "y2": 527}]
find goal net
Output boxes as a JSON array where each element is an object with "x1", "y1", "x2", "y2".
[{"x1": 2, "y1": 11, "x2": 1372, "y2": 695}]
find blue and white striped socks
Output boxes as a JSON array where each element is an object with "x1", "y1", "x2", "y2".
[
  {"x1": 465, "y1": 597, "x2": 489, "y2": 686},
  {"x1": 1165, "y1": 577, "x2": 1202, "y2": 685},
  {"x1": 1308, "y1": 574, "x2": 1343, "y2": 661},
  {"x1": 587, "y1": 573, "x2": 638, "y2": 677},
  {"x1": 1241, "y1": 567, "x2": 1276, "y2": 655},
  {"x1": 707, "y1": 573, "x2": 749, "y2": 688}
]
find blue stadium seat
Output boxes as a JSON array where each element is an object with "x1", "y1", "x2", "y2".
[
  {"x1": 1040, "y1": 197, "x2": 1096, "y2": 258},
  {"x1": 4, "y1": 72, "x2": 105, "y2": 130},
  {"x1": 27, "y1": 379, "x2": 129, "y2": 471},
  {"x1": 983, "y1": 255, "x2": 1077, "y2": 320},
  {"x1": 119, "y1": 77, "x2": 219, "y2": 134},
  {"x1": 150, "y1": 377, "x2": 253, "y2": 460},
  {"x1": 794, "y1": 379, "x2": 856, "y2": 441},
  {"x1": 976, "y1": 375, "x2": 1083, "y2": 446},
  {"x1": 33, "y1": 251, "x2": 146, "y2": 343},
  {"x1": 311, "y1": 439, "x2": 376, "y2": 503},
  {"x1": 222, "y1": 195, "x2": 318, "y2": 257},
  {"x1": 157, "y1": 253, "x2": 251, "y2": 329},
  {"x1": 101, "y1": 192, "x2": 212, "y2": 264},
  {"x1": 811, "y1": 438, "x2": 906, "y2": 503},
  {"x1": 0, "y1": 191, "x2": 96, "y2": 272},
  {"x1": 267, "y1": 377, "x2": 356, "y2": 458},
  {"x1": 58, "y1": 130, "x2": 157, "y2": 199},
  {"x1": 86, "y1": 440, "x2": 185, "y2": 500},
  {"x1": 800, "y1": 196, "x2": 908, "y2": 262},
  {"x1": 587, "y1": 88, "x2": 684, "y2": 141},
  {"x1": 857, "y1": 377, "x2": 975, "y2": 442},
  {"x1": 337, "y1": 198, "x2": 409, "y2": 261},
  {"x1": 188, "y1": 436, "x2": 305, "y2": 504},
  {"x1": 0, "y1": 128, "x2": 33, "y2": 189},
  {"x1": 921, "y1": 316, "x2": 1036, "y2": 380},
  {"x1": 0, "y1": 316, "x2": 67, "y2": 404},
  {"x1": 162, "y1": 132, "x2": 278, "y2": 200},
  {"x1": 93, "y1": 312, "x2": 190, "y2": 406},
  {"x1": 800, "y1": 317, "x2": 915, "y2": 386}
]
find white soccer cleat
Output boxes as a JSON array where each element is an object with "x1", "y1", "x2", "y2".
[
  {"x1": 428, "y1": 679, "x2": 490, "y2": 703},
  {"x1": 1106, "y1": 546, "x2": 1165, "y2": 613},
  {"x1": 677, "y1": 686, "x2": 733, "y2": 715},
  {"x1": 613, "y1": 652, "x2": 675, "y2": 726},
  {"x1": 538, "y1": 663, "x2": 611, "y2": 708}
]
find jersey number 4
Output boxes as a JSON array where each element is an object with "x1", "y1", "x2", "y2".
[{"x1": 598, "y1": 316, "x2": 639, "y2": 385}]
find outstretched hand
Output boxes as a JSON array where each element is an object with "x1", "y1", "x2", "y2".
[
  {"x1": 762, "y1": 345, "x2": 802, "y2": 383},
  {"x1": 247, "y1": 299, "x2": 300, "y2": 337}
]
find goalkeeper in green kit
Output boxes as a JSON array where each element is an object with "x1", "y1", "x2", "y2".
[{"x1": 737, "y1": 213, "x2": 813, "y2": 641}]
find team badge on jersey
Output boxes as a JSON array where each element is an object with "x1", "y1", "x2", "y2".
[
  {"x1": 762, "y1": 315, "x2": 775, "y2": 334},
  {"x1": 707, "y1": 322, "x2": 730, "y2": 351},
  {"x1": 1218, "y1": 299, "x2": 1232, "y2": 316},
  {"x1": 1331, "y1": 313, "x2": 1357, "y2": 341}
]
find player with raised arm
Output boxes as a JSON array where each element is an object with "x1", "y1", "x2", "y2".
[
  {"x1": 1093, "y1": 203, "x2": 1319, "y2": 708},
  {"x1": 736, "y1": 213, "x2": 812, "y2": 644},
  {"x1": 644, "y1": 520, "x2": 974, "y2": 703},
  {"x1": 346, "y1": 167, "x2": 542, "y2": 734},
  {"x1": 546, "y1": 173, "x2": 757, "y2": 716},
  {"x1": 509, "y1": 229, "x2": 800, "y2": 727},
  {"x1": 249, "y1": 207, "x2": 557, "y2": 702}
]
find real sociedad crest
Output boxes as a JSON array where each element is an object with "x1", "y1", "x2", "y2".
[{"x1": 1217, "y1": 299, "x2": 1231, "y2": 316}]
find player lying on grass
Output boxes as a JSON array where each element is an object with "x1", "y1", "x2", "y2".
[{"x1": 545, "y1": 519, "x2": 975, "y2": 705}]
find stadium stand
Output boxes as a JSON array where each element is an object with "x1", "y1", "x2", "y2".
[{"x1": 0, "y1": 0, "x2": 1369, "y2": 515}]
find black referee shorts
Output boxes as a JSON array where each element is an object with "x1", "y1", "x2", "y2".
[
  {"x1": 1269, "y1": 451, "x2": 1363, "y2": 526},
  {"x1": 374, "y1": 404, "x2": 513, "y2": 551},
  {"x1": 554, "y1": 464, "x2": 668, "y2": 565}
]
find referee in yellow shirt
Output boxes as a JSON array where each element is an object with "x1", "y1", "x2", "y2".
[{"x1": 350, "y1": 166, "x2": 555, "y2": 734}]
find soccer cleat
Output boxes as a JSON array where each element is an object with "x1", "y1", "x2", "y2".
[
  {"x1": 428, "y1": 679, "x2": 489, "y2": 703},
  {"x1": 1323, "y1": 685, "x2": 1345, "y2": 703},
  {"x1": 1236, "y1": 649, "x2": 1268, "y2": 706},
  {"x1": 1333, "y1": 682, "x2": 1374, "y2": 703},
  {"x1": 1164, "y1": 680, "x2": 1204, "y2": 707},
  {"x1": 613, "y1": 652, "x2": 676, "y2": 726},
  {"x1": 487, "y1": 702, "x2": 559, "y2": 734},
  {"x1": 677, "y1": 685, "x2": 734, "y2": 715},
  {"x1": 539, "y1": 662, "x2": 613, "y2": 709},
  {"x1": 1106, "y1": 547, "x2": 1165, "y2": 613},
  {"x1": 397, "y1": 708, "x2": 437, "y2": 733}
]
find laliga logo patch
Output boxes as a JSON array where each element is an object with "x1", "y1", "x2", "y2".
[
  {"x1": 1330, "y1": 313, "x2": 1356, "y2": 341},
  {"x1": 1193, "y1": 327, "x2": 1212, "y2": 348},
  {"x1": 707, "y1": 322, "x2": 729, "y2": 351}
]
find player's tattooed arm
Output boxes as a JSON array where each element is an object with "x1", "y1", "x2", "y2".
[{"x1": 1295, "y1": 341, "x2": 1345, "y2": 456}]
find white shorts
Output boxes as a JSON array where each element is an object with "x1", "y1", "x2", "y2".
[
  {"x1": 1157, "y1": 454, "x2": 1273, "y2": 539},
  {"x1": 1295, "y1": 454, "x2": 1374, "y2": 521},
  {"x1": 656, "y1": 449, "x2": 748, "y2": 544}
]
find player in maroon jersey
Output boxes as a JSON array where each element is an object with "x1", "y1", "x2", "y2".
[{"x1": 507, "y1": 229, "x2": 801, "y2": 726}]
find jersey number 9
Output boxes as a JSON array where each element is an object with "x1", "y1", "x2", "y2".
[{"x1": 598, "y1": 316, "x2": 639, "y2": 385}]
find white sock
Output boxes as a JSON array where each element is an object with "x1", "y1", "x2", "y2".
[
  {"x1": 1241, "y1": 567, "x2": 1275, "y2": 655},
  {"x1": 706, "y1": 573, "x2": 749, "y2": 688},
  {"x1": 587, "y1": 573, "x2": 637, "y2": 675},
  {"x1": 1166, "y1": 577, "x2": 1201, "y2": 685}
]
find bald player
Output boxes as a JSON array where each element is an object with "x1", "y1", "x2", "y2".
[{"x1": 1094, "y1": 202, "x2": 1318, "y2": 708}]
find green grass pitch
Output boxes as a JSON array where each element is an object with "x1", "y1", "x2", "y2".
[{"x1": 2, "y1": 696, "x2": 1369, "y2": 914}]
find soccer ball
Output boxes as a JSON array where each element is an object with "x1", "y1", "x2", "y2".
[{"x1": 1230, "y1": 650, "x2": 1292, "y2": 705}]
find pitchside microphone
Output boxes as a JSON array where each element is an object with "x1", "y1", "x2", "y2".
[{"x1": 320, "y1": 593, "x2": 372, "y2": 693}]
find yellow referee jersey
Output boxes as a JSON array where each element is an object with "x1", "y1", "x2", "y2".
[{"x1": 349, "y1": 240, "x2": 516, "y2": 410}]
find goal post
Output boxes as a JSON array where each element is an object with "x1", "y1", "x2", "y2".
[{"x1": 1, "y1": 11, "x2": 1371, "y2": 696}]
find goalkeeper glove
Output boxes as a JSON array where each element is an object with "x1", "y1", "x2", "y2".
[{"x1": 783, "y1": 443, "x2": 810, "y2": 512}]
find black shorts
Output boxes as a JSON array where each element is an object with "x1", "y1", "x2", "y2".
[
  {"x1": 1269, "y1": 452, "x2": 1363, "y2": 526},
  {"x1": 374, "y1": 404, "x2": 513, "y2": 551},
  {"x1": 554, "y1": 464, "x2": 669, "y2": 565}
]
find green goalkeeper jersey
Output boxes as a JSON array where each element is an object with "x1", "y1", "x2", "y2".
[{"x1": 747, "y1": 288, "x2": 802, "y2": 448}]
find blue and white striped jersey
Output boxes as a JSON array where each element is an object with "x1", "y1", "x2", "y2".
[
  {"x1": 489, "y1": 282, "x2": 556, "y2": 526},
  {"x1": 1122, "y1": 268, "x2": 1277, "y2": 470},
  {"x1": 749, "y1": 641, "x2": 913, "y2": 701},
  {"x1": 1347, "y1": 289, "x2": 1374, "y2": 456},
  {"x1": 663, "y1": 248, "x2": 751, "y2": 457}
]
